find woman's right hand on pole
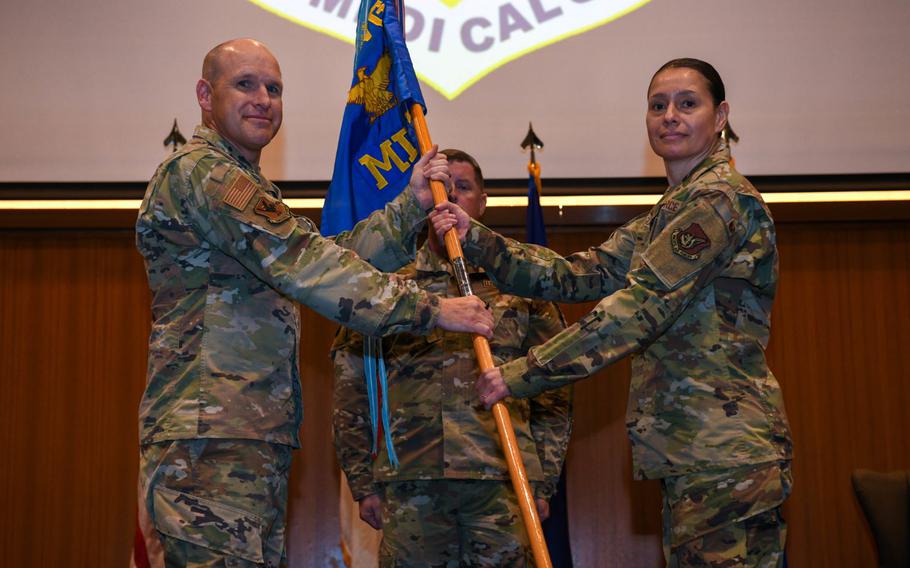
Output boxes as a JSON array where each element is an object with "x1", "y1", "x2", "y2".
[{"x1": 428, "y1": 201, "x2": 470, "y2": 244}]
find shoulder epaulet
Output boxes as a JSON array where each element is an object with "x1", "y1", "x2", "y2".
[{"x1": 162, "y1": 139, "x2": 206, "y2": 168}]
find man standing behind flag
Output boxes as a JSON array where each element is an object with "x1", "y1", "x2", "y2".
[
  {"x1": 134, "y1": 38, "x2": 494, "y2": 568},
  {"x1": 332, "y1": 149, "x2": 573, "y2": 567}
]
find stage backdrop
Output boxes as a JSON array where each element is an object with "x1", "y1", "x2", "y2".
[{"x1": 1, "y1": 0, "x2": 909, "y2": 182}]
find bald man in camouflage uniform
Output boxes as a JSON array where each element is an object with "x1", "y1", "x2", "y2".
[
  {"x1": 332, "y1": 150, "x2": 572, "y2": 567},
  {"x1": 438, "y1": 139, "x2": 793, "y2": 567},
  {"x1": 134, "y1": 40, "x2": 492, "y2": 568}
]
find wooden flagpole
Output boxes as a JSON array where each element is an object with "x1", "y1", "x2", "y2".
[{"x1": 409, "y1": 103, "x2": 553, "y2": 568}]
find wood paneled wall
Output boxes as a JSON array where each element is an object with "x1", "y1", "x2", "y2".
[
  {"x1": 0, "y1": 220, "x2": 908, "y2": 567},
  {"x1": 768, "y1": 222, "x2": 910, "y2": 567},
  {"x1": 0, "y1": 232, "x2": 150, "y2": 566}
]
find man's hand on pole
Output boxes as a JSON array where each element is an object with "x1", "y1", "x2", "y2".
[
  {"x1": 408, "y1": 144, "x2": 450, "y2": 210},
  {"x1": 437, "y1": 296, "x2": 494, "y2": 338}
]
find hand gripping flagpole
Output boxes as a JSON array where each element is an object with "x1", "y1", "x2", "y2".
[{"x1": 409, "y1": 104, "x2": 553, "y2": 568}]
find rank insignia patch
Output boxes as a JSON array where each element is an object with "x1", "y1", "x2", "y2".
[
  {"x1": 254, "y1": 196, "x2": 292, "y2": 224},
  {"x1": 671, "y1": 223, "x2": 711, "y2": 260},
  {"x1": 223, "y1": 173, "x2": 258, "y2": 211}
]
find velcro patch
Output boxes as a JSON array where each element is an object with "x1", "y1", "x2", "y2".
[
  {"x1": 642, "y1": 200, "x2": 728, "y2": 290},
  {"x1": 253, "y1": 196, "x2": 292, "y2": 224},
  {"x1": 223, "y1": 172, "x2": 258, "y2": 211}
]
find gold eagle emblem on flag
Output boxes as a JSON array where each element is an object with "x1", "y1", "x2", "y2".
[{"x1": 347, "y1": 52, "x2": 398, "y2": 123}]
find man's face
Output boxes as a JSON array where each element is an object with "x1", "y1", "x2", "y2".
[
  {"x1": 447, "y1": 160, "x2": 486, "y2": 220},
  {"x1": 197, "y1": 42, "x2": 283, "y2": 164}
]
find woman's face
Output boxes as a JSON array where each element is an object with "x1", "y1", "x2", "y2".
[{"x1": 646, "y1": 67, "x2": 728, "y2": 166}]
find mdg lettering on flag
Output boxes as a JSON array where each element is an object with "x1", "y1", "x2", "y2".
[{"x1": 249, "y1": 0, "x2": 651, "y2": 99}]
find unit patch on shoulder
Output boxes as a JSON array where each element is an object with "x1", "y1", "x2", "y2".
[
  {"x1": 671, "y1": 223, "x2": 711, "y2": 260},
  {"x1": 223, "y1": 172, "x2": 258, "y2": 211},
  {"x1": 254, "y1": 196, "x2": 292, "y2": 224},
  {"x1": 642, "y1": 199, "x2": 729, "y2": 290}
]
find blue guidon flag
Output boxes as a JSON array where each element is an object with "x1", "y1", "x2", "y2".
[
  {"x1": 321, "y1": 0, "x2": 426, "y2": 236},
  {"x1": 322, "y1": 0, "x2": 426, "y2": 470}
]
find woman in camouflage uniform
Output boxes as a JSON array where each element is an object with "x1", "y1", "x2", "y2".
[{"x1": 433, "y1": 59, "x2": 793, "y2": 567}]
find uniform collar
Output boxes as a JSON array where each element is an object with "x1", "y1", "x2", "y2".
[
  {"x1": 191, "y1": 125, "x2": 260, "y2": 174},
  {"x1": 654, "y1": 139, "x2": 731, "y2": 211},
  {"x1": 191, "y1": 125, "x2": 277, "y2": 195},
  {"x1": 676, "y1": 137, "x2": 730, "y2": 188}
]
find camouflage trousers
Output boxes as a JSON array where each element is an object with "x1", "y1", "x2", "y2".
[
  {"x1": 661, "y1": 461, "x2": 792, "y2": 568},
  {"x1": 138, "y1": 439, "x2": 293, "y2": 568},
  {"x1": 379, "y1": 479, "x2": 531, "y2": 567}
]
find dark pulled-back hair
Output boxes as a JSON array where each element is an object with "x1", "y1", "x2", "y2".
[
  {"x1": 651, "y1": 58, "x2": 739, "y2": 143},
  {"x1": 439, "y1": 148, "x2": 485, "y2": 190}
]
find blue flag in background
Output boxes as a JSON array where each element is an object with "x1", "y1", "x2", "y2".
[
  {"x1": 526, "y1": 163, "x2": 548, "y2": 247},
  {"x1": 527, "y1": 160, "x2": 575, "y2": 567},
  {"x1": 321, "y1": 0, "x2": 425, "y2": 236}
]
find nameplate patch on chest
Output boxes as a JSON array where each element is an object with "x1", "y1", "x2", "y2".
[
  {"x1": 223, "y1": 173, "x2": 258, "y2": 211},
  {"x1": 254, "y1": 196, "x2": 292, "y2": 224},
  {"x1": 671, "y1": 223, "x2": 711, "y2": 260}
]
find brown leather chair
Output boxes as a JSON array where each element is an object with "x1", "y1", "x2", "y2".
[{"x1": 851, "y1": 469, "x2": 910, "y2": 568}]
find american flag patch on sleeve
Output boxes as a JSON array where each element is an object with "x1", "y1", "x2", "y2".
[{"x1": 223, "y1": 173, "x2": 258, "y2": 211}]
